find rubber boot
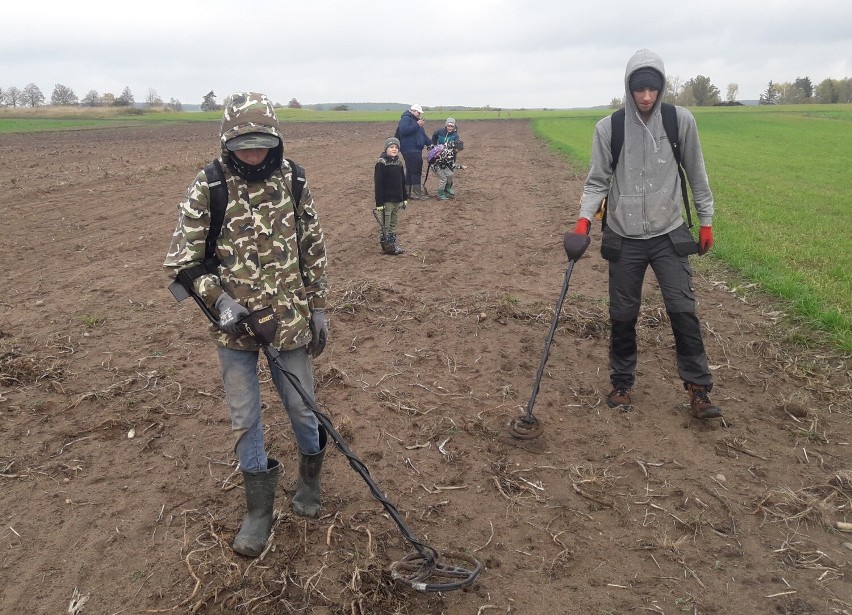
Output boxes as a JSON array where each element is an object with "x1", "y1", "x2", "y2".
[
  {"x1": 446, "y1": 180, "x2": 455, "y2": 197},
  {"x1": 436, "y1": 188, "x2": 449, "y2": 201},
  {"x1": 411, "y1": 184, "x2": 427, "y2": 201},
  {"x1": 233, "y1": 458, "x2": 280, "y2": 557},
  {"x1": 292, "y1": 427, "x2": 327, "y2": 518},
  {"x1": 387, "y1": 234, "x2": 405, "y2": 255}
]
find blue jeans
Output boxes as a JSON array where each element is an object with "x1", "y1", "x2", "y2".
[{"x1": 217, "y1": 346, "x2": 320, "y2": 473}]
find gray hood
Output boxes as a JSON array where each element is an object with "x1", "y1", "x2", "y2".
[{"x1": 624, "y1": 49, "x2": 666, "y2": 119}]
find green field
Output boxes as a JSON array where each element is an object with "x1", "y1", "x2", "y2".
[{"x1": 2, "y1": 104, "x2": 849, "y2": 351}]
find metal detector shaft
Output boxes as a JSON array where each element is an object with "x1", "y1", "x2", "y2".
[
  {"x1": 169, "y1": 278, "x2": 482, "y2": 590},
  {"x1": 261, "y1": 344, "x2": 436, "y2": 562},
  {"x1": 523, "y1": 259, "x2": 578, "y2": 420}
]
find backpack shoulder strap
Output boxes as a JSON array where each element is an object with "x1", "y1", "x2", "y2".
[
  {"x1": 660, "y1": 103, "x2": 681, "y2": 164},
  {"x1": 609, "y1": 108, "x2": 626, "y2": 171},
  {"x1": 285, "y1": 159, "x2": 307, "y2": 267},
  {"x1": 202, "y1": 159, "x2": 227, "y2": 270},
  {"x1": 286, "y1": 158, "x2": 306, "y2": 210},
  {"x1": 660, "y1": 103, "x2": 693, "y2": 226}
]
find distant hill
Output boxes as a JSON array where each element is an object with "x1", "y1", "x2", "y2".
[{"x1": 303, "y1": 102, "x2": 409, "y2": 111}]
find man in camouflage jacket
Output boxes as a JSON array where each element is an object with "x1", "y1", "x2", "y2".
[{"x1": 164, "y1": 92, "x2": 329, "y2": 557}]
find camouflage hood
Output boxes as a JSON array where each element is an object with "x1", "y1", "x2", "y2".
[{"x1": 219, "y1": 92, "x2": 283, "y2": 162}]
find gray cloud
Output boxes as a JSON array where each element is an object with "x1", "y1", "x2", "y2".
[{"x1": 3, "y1": 0, "x2": 849, "y2": 109}]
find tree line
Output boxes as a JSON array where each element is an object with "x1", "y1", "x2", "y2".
[
  {"x1": 2, "y1": 76, "x2": 851, "y2": 111},
  {"x1": 608, "y1": 74, "x2": 852, "y2": 108},
  {"x1": 0, "y1": 83, "x2": 185, "y2": 111}
]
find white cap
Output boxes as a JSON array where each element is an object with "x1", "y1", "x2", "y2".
[{"x1": 410, "y1": 104, "x2": 423, "y2": 113}]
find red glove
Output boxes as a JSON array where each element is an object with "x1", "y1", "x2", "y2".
[
  {"x1": 574, "y1": 218, "x2": 591, "y2": 235},
  {"x1": 698, "y1": 226, "x2": 713, "y2": 255}
]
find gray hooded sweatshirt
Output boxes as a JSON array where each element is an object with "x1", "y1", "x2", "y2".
[{"x1": 578, "y1": 49, "x2": 714, "y2": 238}]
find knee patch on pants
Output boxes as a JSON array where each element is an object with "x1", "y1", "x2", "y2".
[
  {"x1": 611, "y1": 318, "x2": 638, "y2": 358},
  {"x1": 669, "y1": 311, "x2": 705, "y2": 356}
]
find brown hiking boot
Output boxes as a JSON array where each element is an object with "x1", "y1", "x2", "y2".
[
  {"x1": 607, "y1": 387, "x2": 634, "y2": 411},
  {"x1": 685, "y1": 383, "x2": 722, "y2": 419}
]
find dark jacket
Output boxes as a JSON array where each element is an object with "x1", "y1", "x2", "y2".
[
  {"x1": 374, "y1": 154, "x2": 406, "y2": 205},
  {"x1": 397, "y1": 110, "x2": 430, "y2": 153},
  {"x1": 431, "y1": 127, "x2": 459, "y2": 146}
]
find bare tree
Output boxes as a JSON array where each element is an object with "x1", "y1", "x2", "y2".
[
  {"x1": 166, "y1": 98, "x2": 183, "y2": 112},
  {"x1": 51, "y1": 83, "x2": 78, "y2": 106},
  {"x1": 288, "y1": 98, "x2": 302, "y2": 109},
  {"x1": 146, "y1": 88, "x2": 163, "y2": 107},
  {"x1": 21, "y1": 83, "x2": 45, "y2": 107},
  {"x1": 609, "y1": 96, "x2": 624, "y2": 109},
  {"x1": 81, "y1": 90, "x2": 100, "y2": 107},
  {"x1": 663, "y1": 75, "x2": 682, "y2": 104},
  {"x1": 6, "y1": 86, "x2": 22, "y2": 107},
  {"x1": 0, "y1": 86, "x2": 6, "y2": 107},
  {"x1": 725, "y1": 83, "x2": 739, "y2": 103}
]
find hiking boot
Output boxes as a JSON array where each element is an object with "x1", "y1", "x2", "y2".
[
  {"x1": 685, "y1": 383, "x2": 722, "y2": 419},
  {"x1": 607, "y1": 387, "x2": 634, "y2": 411}
]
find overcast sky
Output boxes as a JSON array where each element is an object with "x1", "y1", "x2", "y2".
[{"x1": 3, "y1": 1, "x2": 850, "y2": 109}]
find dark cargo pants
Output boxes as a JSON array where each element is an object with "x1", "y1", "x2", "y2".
[{"x1": 607, "y1": 233, "x2": 712, "y2": 390}]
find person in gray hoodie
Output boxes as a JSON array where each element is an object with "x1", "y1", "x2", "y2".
[{"x1": 571, "y1": 48, "x2": 721, "y2": 420}]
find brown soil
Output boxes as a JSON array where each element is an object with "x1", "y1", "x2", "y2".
[{"x1": 1, "y1": 120, "x2": 850, "y2": 615}]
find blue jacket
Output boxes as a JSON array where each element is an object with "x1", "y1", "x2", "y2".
[{"x1": 397, "y1": 111, "x2": 430, "y2": 153}]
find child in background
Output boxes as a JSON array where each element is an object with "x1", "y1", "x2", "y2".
[
  {"x1": 374, "y1": 137, "x2": 407, "y2": 255},
  {"x1": 429, "y1": 118, "x2": 466, "y2": 201}
]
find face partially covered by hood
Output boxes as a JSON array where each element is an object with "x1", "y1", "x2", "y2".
[
  {"x1": 624, "y1": 49, "x2": 666, "y2": 117},
  {"x1": 220, "y1": 92, "x2": 283, "y2": 159}
]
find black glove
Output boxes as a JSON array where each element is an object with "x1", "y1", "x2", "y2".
[
  {"x1": 308, "y1": 308, "x2": 328, "y2": 357},
  {"x1": 215, "y1": 293, "x2": 249, "y2": 335}
]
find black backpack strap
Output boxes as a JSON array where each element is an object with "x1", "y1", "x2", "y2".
[
  {"x1": 660, "y1": 103, "x2": 692, "y2": 227},
  {"x1": 286, "y1": 158, "x2": 306, "y2": 209},
  {"x1": 609, "y1": 108, "x2": 625, "y2": 172},
  {"x1": 202, "y1": 159, "x2": 227, "y2": 271}
]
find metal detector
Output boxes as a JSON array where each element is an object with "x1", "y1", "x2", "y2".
[
  {"x1": 168, "y1": 280, "x2": 482, "y2": 591},
  {"x1": 507, "y1": 231, "x2": 591, "y2": 439}
]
